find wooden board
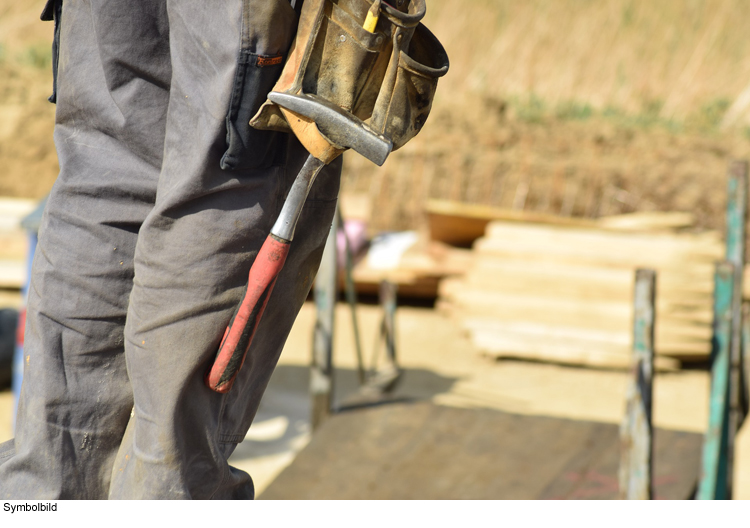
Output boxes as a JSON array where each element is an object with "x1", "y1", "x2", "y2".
[
  {"x1": 0, "y1": 260, "x2": 25, "y2": 290},
  {"x1": 478, "y1": 224, "x2": 722, "y2": 266},
  {"x1": 0, "y1": 198, "x2": 36, "y2": 232},
  {"x1": 426, "y1": 199, "x2": 698, "y2": 247},
  {"x1": 0, "y1": 197, "x2": 35, "y2": 289},
  {"x1": 426, "y1": 199, "x2": 600, "y2": 247},
  {"x1": 260, "y1": 402, "x2": 701, "y2": 500},
  {"x1": 0, "y1": 231, "x2": 27, "y2": 261}
]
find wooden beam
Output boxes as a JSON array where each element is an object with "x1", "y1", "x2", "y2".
[
  {"x1": 619, "y1": 269, "x2": 656, "y2": 499},
  {"x1": 425, "y1": 199, "x2": 600, "y2": 247}
]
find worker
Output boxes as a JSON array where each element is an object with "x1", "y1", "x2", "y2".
[
  {"x1": 0, "y1": 0, "x2": 342, "y2": 499},
  {"x1": 0, "y1": 0, "x2": 447, "y2": 499}
]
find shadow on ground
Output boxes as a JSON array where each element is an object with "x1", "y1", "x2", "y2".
[{"x1": 229, "y1": 364, "x2": 459, "y2": 463}]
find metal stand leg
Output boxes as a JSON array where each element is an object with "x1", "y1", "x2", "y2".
[
  {"x1": 363, "y1": 280, "x2": 401, "y2": 394},
  {"x1": 310, "y1": 213, "x2": 338, "y2": 431},
  {"x1": 338, "y1": 208, "x2": 366, "y2": 384}
]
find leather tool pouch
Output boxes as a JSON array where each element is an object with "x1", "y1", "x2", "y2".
[
  {"x1": 370, "y1": 16, "x2": 448, "y2": 150},
  {"x1": 251, "y1": 0, "x2": 448, "y2": 153}
]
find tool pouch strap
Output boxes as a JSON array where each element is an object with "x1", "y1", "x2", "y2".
[{"x1": 250, "y1": 0, "x2": 447, "y2": 154}]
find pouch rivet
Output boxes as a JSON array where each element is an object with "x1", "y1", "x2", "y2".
[{"x1": 339, "y1": 35, "x2": 346, "y2": 43}]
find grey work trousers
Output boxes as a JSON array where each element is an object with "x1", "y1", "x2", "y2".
[{"x1": 0, "y1": 0, "x2": 340, "y2": 499}]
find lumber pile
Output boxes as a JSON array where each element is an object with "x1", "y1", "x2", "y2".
[
  {"x1": 0, "y1": 198, "x2": 35, "y2": 290},
  {"x1": 439, "y1": 214, "x2": 727, "y2": 369}
]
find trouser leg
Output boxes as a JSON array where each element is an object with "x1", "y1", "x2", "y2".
[
  {"x1": 0, "y1": 0, "x2": 337, "y2": 500},
  {"x1": 106, "y1": 0, "x2": 340, "y2": 499},
  {"x1": 0, "y1": 0, "x2": 171, "y2": 499}
]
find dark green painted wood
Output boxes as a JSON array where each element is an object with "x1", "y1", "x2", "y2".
[
  {"x1": 726, "y1": 162, "x2": 748, "y2": 501},
  {"x1": 698, "y1": 261, "x2": 734, "y2": 499}
]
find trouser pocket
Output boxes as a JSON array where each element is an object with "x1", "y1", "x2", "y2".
[
  {"x1": 40, "y1": 0, "x2": 63, "y2": 104},
  {"x1": 220, "y1": 0, "x2": 298, "y2": 171},
  {"x1": 221, "y1": 52, "x2": 287, "y2": 171}
]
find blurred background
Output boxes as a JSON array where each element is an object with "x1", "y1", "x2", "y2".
[{"x1": 3, "y1": 0, "x2": 750, "y2": 499}]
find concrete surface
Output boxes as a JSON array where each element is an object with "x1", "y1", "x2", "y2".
[{"x1": 2, "y1": 301, "x2": 749, "y2": 498}]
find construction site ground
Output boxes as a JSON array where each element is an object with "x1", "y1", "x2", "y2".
[
  {"x1": 5, "y1": 0, "x2": 750, "y2": 499},
  {"x1": 2, "y1": 299, "x2": 749, "y2": 499}
]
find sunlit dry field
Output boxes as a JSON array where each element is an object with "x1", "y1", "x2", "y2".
[{"x1": 3, "y1": 0, "x2": 750, "y2": 231}]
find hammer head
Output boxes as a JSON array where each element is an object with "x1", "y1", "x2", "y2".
[{"x1": 268, "y1": 92, "x2": 393, "y2": 166}]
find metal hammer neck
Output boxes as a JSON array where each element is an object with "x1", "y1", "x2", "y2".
[{"x1": 271, "y1": 154, "x2": 326, "y2": 242}]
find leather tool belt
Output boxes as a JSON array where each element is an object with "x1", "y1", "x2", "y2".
[{"x1": 251, "y1": 0, "x2": 449, "y2": 155}]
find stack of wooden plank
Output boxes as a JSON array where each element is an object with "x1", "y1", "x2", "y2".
[
  {"x1": 0, "y1": 198, "x2": 35, "y2": 290},
  {"x1": 439, "y1": 216, "x2": 727, "y2": 369}
]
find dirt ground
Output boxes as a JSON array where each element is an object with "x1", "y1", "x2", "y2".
[{"x1": 2, "y1": 301, "x2": 748, "y2": 499}]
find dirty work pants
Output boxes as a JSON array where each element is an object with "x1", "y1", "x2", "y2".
[{"x1": 0, "y1": 0, "x2": 340, "y2": 499}]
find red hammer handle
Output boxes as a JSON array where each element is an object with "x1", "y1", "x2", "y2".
[{"x1": 205, "y1": 234, "x2": 291, "y2": 393}]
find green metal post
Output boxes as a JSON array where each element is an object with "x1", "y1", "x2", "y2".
[
  {"x1": 619, "y1": 269, "x2": 656, "y2": 499},
  {"x1": 725, "y1": 160, "x2": 747, "y2": 498},
  {"x1": 697, "y1": 261, "x2": 734, "y2": 500}
]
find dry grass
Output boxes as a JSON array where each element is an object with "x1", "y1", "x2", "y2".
[
  {"x1": 4, "y1": 0, "x2": 750, "y2": 234},
  {"x1": 0, "y1": 0, "x2": 58, "y2": 198},
  {"x1": 0, "y1": 2, "x2": 50, "y2": 50},
  {"x1": 343, "y1": 107, "x2": 750, "y2": 234},
  {"x1": 426, "y1": 0, "x2": 750, "y2": 127},
  {"x1": 341, "y1": 0, "x2": 750, "y2": 234}
]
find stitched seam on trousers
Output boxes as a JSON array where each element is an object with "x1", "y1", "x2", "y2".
[{"x1": 241, "y1": 0, "x2": 250, "y2": 50}]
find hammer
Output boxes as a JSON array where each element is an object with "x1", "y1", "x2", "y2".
[{"x1": 205, "y1": 92, "x2": 392, "y2": 393}]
